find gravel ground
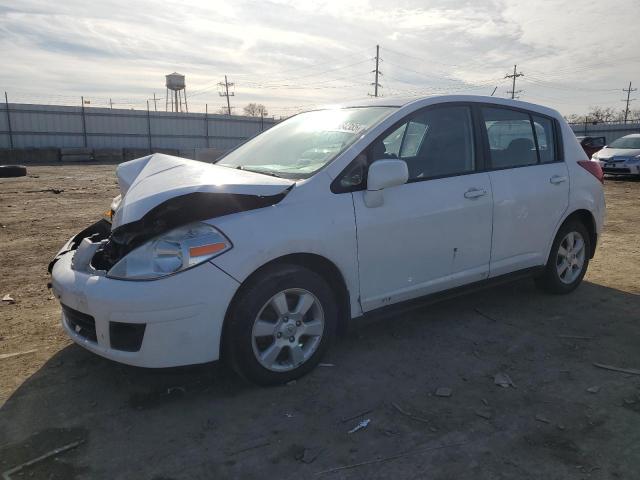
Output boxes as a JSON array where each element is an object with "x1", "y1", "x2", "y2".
[{"x1": 0, "y1": 165, "x2": 639, "y2": 479}]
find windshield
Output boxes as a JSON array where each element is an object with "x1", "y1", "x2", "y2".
[
  {"x1": 217, "y1": 107, "x2": 397, "y2": 179},
  {"x1": 608, "y1": 136, "x2": 640, "y2": 149}
]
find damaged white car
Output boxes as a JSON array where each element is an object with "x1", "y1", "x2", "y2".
[{"x1": 50, "y1": 95, "x2": 605, "y2": 385}]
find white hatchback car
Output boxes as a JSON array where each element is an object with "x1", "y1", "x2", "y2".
[{"x1": 50, "y1": 95, "x2": 605, "y2": 385}]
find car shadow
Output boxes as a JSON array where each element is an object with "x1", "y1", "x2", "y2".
[{"x1": 1, "y1": 279, "x2": 639, "y2": 479}]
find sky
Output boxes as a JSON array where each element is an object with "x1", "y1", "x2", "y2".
[{"x1": 1, "y1": 0, "x2": 639, "y2": 117}]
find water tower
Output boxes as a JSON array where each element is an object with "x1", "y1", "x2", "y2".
[{"x1": 165, "y1": 72, "x2": 188, "y2": 113}]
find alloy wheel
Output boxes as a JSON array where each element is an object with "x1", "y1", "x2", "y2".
[
  {"x1": 251, "y1": 288, "x2": 325, "y2": 372},
  {"x1": 556, "y1": 231, "x2": 586, "y2": 284}
]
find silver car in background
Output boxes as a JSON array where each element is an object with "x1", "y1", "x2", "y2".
[{"x1": 593, "y1": 134, "x2": 640, "y2": 176}]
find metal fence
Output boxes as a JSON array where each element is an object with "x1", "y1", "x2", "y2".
[
  {"x1": 569, "y1": 121, "x2": 640, "y2": 144},
  {"x1": 0, "y1": 102, "x2": 277, "y2": 151}
]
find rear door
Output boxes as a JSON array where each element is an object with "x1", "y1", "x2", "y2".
[
  {"x1": 480, "y1": 106, "x2": 569, "y2": 276},
  {"x1": 350, "y1": 104, "x2": 494, "y2": 312}
]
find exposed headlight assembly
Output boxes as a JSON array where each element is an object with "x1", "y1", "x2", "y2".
[{"x1": 107, "y1": 222, "x2": 231, "y2": 280}]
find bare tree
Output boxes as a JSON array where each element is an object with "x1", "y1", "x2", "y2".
[
  {"x1": 243, "y1": 103, "x2": 268, "y2": 117},
  {"x1": 587, "y1": 106, "x2": 619, "y2": 123}
]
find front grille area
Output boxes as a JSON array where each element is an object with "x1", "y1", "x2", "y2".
[
  {"x1": 604, "y1": 167, "x2": 631, "y2": 174},
  {"x1": 110, "y1": 322, "x2": 146, "y2": 352},
  {"x1": 62, "y1": 304, "x2": 97, "y2": 342}
]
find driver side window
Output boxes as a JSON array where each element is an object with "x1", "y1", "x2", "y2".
[{"x1": 369, "y1": 105, "x2": 475, "y2": 181}]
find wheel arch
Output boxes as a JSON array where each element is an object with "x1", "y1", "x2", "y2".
[
  {"x1": 556, "y1": 209, "x2": 598, "y2": 258},
  {"x1": 220, "y1": 253, "x2": 352, "y2": 361}
]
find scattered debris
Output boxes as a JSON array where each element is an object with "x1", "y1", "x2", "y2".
[
  {"x1": 593, "y1": 362, "x2": 640, "y2": 376},
  {"x1": 318, "y1": 363, "x2": 335, "y2": 367},
  {"x1": 0, "y1": 349, "x2": 38, "y2": 360},
  {"x1": 166, "y1": 386, "x2": 186, "y2": 395},
  {"x1": 2, "y1": 440, "x2": 83, "y2": 480},
  {"x1": 391, "y1": 402, "x2": 430, "y2": 424},
  {"x1": 296, "y1": 447, "x2": 322, "y2": 464},
  {"x1": 435, "y1": 387, "x2": 452, "y2": 397},
  {"x1": 340, "y1": 409, "x2": 373, "y2": 424},
  {"x1": 494, "y1": 372, "x2": 516, "y2": 388},
  {"x1": 586, "y1": 386, "x2": 601, "y2": 394},
  {"x1": 481, "y1": 398, "x2": 489, "y2": 406},
  {"x1": 2, "y1": 294, "x2": 15, "y2": 304},
  {"x1": 227, "y1": 441, "x2": 270, "y2": 456},
  {"x1": 557, "y1": 424, "x2": 566, "y2": 431},
  {"x1": 535, "y1": 414, "x2": 551, "y2": 424},
  {"x1": 474, "y1": 308, "x2": 498, "y2": 322},
  {"x1": 475, "y1": 408, "x2": 493, "y2": 420},
  {"x1": 315, "y1": 441, "x2": 468, "y2": 475},
  {"x1": 348, "y1": 419, "x2": 370, "y2": 434},
  {"x1": 557, "y1": 334, "x2": 593, "y2": 340},
  {"x1": 24, "y1": 188, "x2": 64, "y2": 194},
  {"x1": 624, "y1": 398, "x2": 637, "y2": 405},
  {"x1": 284, "y1": 413, "x2": 294, "y2": 418},
  {"x1": 286, "y1": 380, "x2": 297, "y2": 386}
]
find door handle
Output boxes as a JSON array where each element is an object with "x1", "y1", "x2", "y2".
[
  {"x1": 550, "y1": 175, "x2": 568, "y2": 184},
  {"x1": 464, "y1": 188, "x2": 487, "y2": 199}
]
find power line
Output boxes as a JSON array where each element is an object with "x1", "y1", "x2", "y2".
[
  {"x1": 622, "y1": 81, "x2": 637, "y2": 124},
  {"x1": 505, "y1": 64, "x2": 524, "y2": 99}
]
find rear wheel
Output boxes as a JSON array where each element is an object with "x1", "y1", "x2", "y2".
[
  {"x1": 224, "y1": 264, "x2": 337, "y2": 385},
  {"x1": 535, "y1": 220, "x2": 590, "y2": 294}
]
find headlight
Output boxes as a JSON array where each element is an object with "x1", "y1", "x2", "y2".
[
  {"x1": 106, "y1": 222, "x2": 232, "y2": 280},
  {"x1": 591, "y1": 153, "x2": 599, "y2": 160},
  {"x1": 628, "y1": 155, "x2": 640, "y2": 164}
]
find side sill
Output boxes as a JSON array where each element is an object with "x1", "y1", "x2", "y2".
[{"x1": 353, "y1": 266, "x2": 544, "y2": 324}]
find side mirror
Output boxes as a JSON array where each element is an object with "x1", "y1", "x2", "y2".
[{"x1": 364, "y1": 159, "x2": 408, "y2": 208}]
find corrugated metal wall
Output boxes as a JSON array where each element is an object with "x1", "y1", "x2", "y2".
[
  {"x1": 0, "y1": 103, "x2": 277, "y2": 150},
  {"x1": 569, "y1": 122, "x2": 640, "y2": 144}
]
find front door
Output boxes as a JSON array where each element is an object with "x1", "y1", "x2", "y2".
[{"x1": 352, "y1": 104, "x2": 494, "y2": 312}]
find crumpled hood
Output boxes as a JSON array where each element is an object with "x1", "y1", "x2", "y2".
[
  {"x1": 596, "y1": 147, "x2": 640, "y2": 160},
  {"x1": 113, "y1": 153, "x2": 294, "y2": 228}
]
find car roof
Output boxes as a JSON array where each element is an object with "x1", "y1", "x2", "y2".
[
  {"x1": 620, "y1": 133, "x2": 640, "y2": 138},
  {"x1": 314, "y1": 95, "x2": 562, "y2": 119}
]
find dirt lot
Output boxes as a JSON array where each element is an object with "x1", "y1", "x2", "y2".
[{"x1": 1, "y1": 165, "x2": 639, "y2": 479}]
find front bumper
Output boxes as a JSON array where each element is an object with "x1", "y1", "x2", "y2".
[
  {"x1": 51, "y1": 246, "x2": 240, "y2": 368},
  {"x1": 599, "y1": 160, "x2": 640, "y2": 175}
]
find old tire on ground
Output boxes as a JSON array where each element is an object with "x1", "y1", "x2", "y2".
[
  {"x1": 224, "y1": 264, "x2": 338, "y2": 385},
  {"x1": 0, "y1": 165, "x2": 27, "y2": 178},
  {"x1": 535, "y1": 219, "x2": 591, "y2": 294}
]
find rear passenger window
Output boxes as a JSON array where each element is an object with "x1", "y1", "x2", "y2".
[
  {"x1": 532, "y1": 115, "x2": 556, "y2": 163},
  {"x1": 482, "y1": 108, "x2": 537, "y2": 168}
]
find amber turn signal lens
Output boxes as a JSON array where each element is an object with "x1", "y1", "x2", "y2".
[{"x1": 189, "y1": 243, "x2": 227, "y2": 257}]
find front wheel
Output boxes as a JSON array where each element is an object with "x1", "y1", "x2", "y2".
[
  {"x1": 224, "y1": 264, "x2": 337, "y2": 385},
  {"x1": 534, "y1": 220, "x2": 591, "y2": 294}
]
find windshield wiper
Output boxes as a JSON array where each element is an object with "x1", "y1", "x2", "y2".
[{"x1": 236, "y1": 165, "x2": 284, "y2": 178}]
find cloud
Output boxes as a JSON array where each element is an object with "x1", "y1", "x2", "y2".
[{"x1": 0, "y1": 0, "x2": 638, "y2": 115}]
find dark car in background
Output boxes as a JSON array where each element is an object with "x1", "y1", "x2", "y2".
[{"x1": 576, "y1": 136, "x2": 606, "y2": 159}]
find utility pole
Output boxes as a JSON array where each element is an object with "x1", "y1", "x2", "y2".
[
  {"x1": 505, "y1": 64, "x2": 524, "y2": 99},
  {"x1": 622, "y1": 81, "x2": 637, "y2": 124},
  {"x1": 218, "y1": 75, "x2": 234, "y2": 115},
  {"x1": 152, "y1": 92, "x2": 158, "y2": 112},
  {"x1": 109, "y1": 98, "x2": 113, "y2": 109},
  {"x1": 369, "y1": 44, "x2": 382, "y2": 97}
]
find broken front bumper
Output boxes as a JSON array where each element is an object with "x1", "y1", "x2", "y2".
[{"x1": 50, "y1": 236, "x2": 240, "y2": 368}]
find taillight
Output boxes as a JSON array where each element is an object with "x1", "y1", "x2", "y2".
[{"x1": 578, "y1": 160, "x2": 604, "y2": 184}]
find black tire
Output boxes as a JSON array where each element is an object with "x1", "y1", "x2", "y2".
[
  {"x1": 534, "y1": 219, "x2": 591, "y2": 294},
  {"x1": 224, "y1": 264, "x2": 338, "y2": 385},
  {"x1": 0, "y1": 165, "x2": 27, "y2": 178}
]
